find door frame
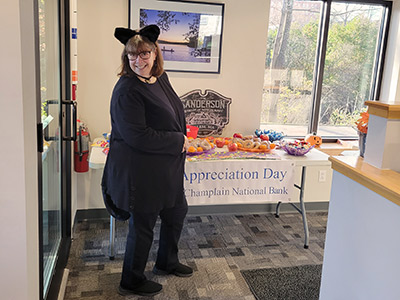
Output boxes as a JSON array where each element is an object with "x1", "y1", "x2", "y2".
[{"x1": 35, "y1": 0, "x2": 72, "y2": 299}]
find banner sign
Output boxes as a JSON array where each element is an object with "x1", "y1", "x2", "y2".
[{"x1": 184, "y1": 160, "x2": 295, "y2": 205}]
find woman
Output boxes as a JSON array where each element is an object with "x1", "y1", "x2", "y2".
[{"x1": 101, "y1": 24, "x2": 192, "y2": 297}]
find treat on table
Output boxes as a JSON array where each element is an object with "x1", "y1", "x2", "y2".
[
  {"x1": 91, "y1": 140, "x2": 109, "y2": 148},
  {"x1": 281, "y1": 140, "x2": 314, "y2": 156},
  {"x1": 254, "y1": 129, "x2": 285, "y2": 142},
  {"x1": 229, "y1": 133, "x2": 276, "y2": 152},
  {"x1": 102, "y1": 147, "x2": 110, "y2": 155},
  {"x1": 186, "y1": 137, "x2": 215, "y2": 155}
]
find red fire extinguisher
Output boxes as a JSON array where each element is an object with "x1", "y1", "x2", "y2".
[{"x1": 74, "y1": 120, "x2": 90, "y2": 172}]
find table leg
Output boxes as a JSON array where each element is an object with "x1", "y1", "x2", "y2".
[
  {"x1": 276, "y1": 166, "x2": 310, "y2": 248},
  {"x1": 109, "y1": 215, "x2": 115, "y2": 260},
  {"x1": 275, "y1": 201, "x2": 282, "y2": 217},
  {"x1": 299, "y1": 166, "x2": 309, "y2": 248}
]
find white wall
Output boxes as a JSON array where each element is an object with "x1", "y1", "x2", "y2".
[
  {"x1": 73, "y1": 0, "x2": 128, "y2": 212},
  {"x1": 0, "y1": 1, "x2": 39, "y2": 299},
  {"x1": 76, "y1": 0, "x2": 128, "y2": 139},
  {"x1": 320, "y1": 171, "x2": 400, "y2": 300}
]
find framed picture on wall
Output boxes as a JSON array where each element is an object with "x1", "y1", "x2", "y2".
[{"x1": 129, "y1": 0, "x2": 224, "y2": 73}]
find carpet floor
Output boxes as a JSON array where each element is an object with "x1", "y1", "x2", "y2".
[{"x1": 64, "y1": 211, "x2": 327, "y2": 299}]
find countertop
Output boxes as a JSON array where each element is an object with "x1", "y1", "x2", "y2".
[{"x1": 329, "y1": 155, "x2": 400, "y2": 206}]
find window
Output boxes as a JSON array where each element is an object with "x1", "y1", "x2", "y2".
[{"x1": 261, "y1": 0, "x2": 391, "y2": 138}]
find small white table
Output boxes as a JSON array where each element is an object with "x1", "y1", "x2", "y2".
[{"x1": 89, "y1": 142, "x2": 331, "y2": 259}]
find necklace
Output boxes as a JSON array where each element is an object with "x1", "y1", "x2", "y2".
[{"x1": 135, "y1": 73, "x2": 156, "y2": 84}]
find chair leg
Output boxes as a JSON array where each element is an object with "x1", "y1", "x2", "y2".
[{"x1": 109, "y1": 216, "x2": 116, "y2": 260}]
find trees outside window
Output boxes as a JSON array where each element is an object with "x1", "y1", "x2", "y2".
[{"x1": 261, "y1": 0, "x2": 391, "y2": 138}]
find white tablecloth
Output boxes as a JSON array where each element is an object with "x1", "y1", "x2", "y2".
[{"x1": 90, "y1": 141, "x2": 330, "y2": 206}]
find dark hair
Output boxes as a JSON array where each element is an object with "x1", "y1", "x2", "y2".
[{"x1": 118, "y1": 34, "x2": 164, "y2": 77}]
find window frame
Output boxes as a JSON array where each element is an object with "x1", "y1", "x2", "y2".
[
  {"x1": 310, "y1": 0, "x2": 392, "y2": 138},
  {"x1": 265, "y1": 0, "x2": 392, "y2": 139}
]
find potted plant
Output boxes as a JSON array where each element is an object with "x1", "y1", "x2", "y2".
[{"x1": 355, "y1": 111, "x2": 369, "y2": 157}]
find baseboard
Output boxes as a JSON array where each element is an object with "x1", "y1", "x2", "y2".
[
  {"x1": 75, "y1": 202, "x2": 328, "y2": 222},
  {"x1": 188, "y1": 201, "x2": 329, "y2": 215}
]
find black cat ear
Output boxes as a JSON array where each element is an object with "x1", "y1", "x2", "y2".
[
  {"x1": 114, "y1": 25, "x2": 160, "y2": 45},
  {"x1": 139, "y1": 25, "x2": 160, "y2": 43},
  {"x1": 114, "y1": 27, "x2": 137, "y2": 45}
]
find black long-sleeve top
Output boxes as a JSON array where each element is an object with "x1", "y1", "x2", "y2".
[{"x1": 102, "y1": 72, "x2": 187, "y2": 219}]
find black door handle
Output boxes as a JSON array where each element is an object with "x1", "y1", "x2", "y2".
[
  {"x1": 43, "y1": 99, "x2": 59, "y2": 141},
  {"x1": 62, "y1": 100, "x2": 77, "y2": 142}
]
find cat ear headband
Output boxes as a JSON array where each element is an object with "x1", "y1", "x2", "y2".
[{"x1": 114, "y1": 25, "x2": 160, "y2": 45}]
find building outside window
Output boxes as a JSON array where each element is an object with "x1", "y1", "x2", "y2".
[{"x1": 261, "y1": 0, "x2": 392, "y2": 139}]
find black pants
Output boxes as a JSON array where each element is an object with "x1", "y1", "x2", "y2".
[{"x1": 120, "y1": 201, "x2": 188, "y2": 288}]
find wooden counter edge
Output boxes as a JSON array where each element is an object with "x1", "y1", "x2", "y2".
[
  {"x1": 365, "y1": 100, "x2": 400, "y2": 119},
  {"x1": 329, "y1": 156, "x2": 400, "y2": 207}
]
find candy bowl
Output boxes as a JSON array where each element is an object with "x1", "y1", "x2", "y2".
[{"x1": 281, "y1": 140, "x2": 314, "y2": 156}]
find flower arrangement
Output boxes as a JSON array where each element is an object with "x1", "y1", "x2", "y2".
[{"x1": 355, "y1": 111, "x2": 369, "y2": 134}]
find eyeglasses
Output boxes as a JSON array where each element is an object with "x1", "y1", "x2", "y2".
[{"x1": 126, "y1": 50, "x2": 152, "y2": 60}]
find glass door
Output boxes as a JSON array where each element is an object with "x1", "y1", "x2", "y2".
[
  {"x1": 37, "y1": 0, "x2": 75, "y2": 298},
  {"x1": 38, "y1": 0, "x2": 62, "y2": 297}
]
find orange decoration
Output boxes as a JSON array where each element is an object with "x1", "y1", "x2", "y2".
[
  {"x1": 305, "y1": 133, "x2": 322, "y2": 147},
  {"x1": 355, "y1": 111, "x2": 369, "y2": 134}
]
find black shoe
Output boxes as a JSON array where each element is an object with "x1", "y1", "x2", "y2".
[
  {"x1": 153, "y1": 263, "x2": 193, "y2": 277},
  {"x1": 118, "y1": 280, "x2": 162, "y2": 297}
]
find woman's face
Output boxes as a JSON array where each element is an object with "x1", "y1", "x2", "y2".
[{"x1": 127, "y1": 46, "x2": 157, "y2": 78}]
